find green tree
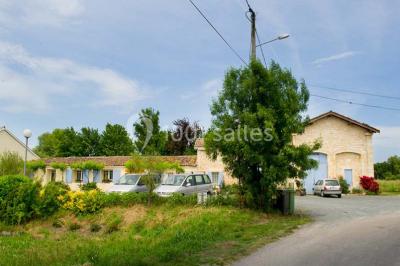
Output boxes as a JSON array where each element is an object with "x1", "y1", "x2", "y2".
[
  {"x1": 101, "y1": 123, "x2": 135, "y2": 156},
  {"x1": 133, "y1": 108, "x2": 167, "y2": 155},
  {"x1": 0, "y1": 152, "x2": 24, "y2": 176},
  {"x1": 374, "y1": 156, "x2": 400, "y2": 180},
  {"x1": 165, "y1": 118, "x2": 202, "y2": 155},
  {"x1": 34, "y1": 128, "x2": 79, "y2": 157},
  {"x1": 76, "y1": 127, "x2": 102, "y2": 156},
  {"x1": 205, "y1": 60, "x2": 320, "y2": 211}
]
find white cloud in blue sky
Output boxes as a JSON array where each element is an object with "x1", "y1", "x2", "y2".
[{"x1": 0, "y1": 0, "x2": 399, "y2": 162}]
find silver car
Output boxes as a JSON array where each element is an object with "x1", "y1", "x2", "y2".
[
  {"x1": 155, "y1": 173, "x2": 213, "y2": 197},
  {"x1": 107, "y1": 173, "x2": 159, "y2": 193},
  {"x1": 313, "y1": 179, "x2": 342, "y2": 198}
]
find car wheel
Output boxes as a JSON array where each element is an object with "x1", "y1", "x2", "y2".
[{"x1": 338, "y1": 194, "x2": 342, "y2": 198}]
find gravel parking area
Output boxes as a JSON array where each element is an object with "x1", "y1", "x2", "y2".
[{"x1": 234, "y1": 195, "x2": 400, "y2": 266}]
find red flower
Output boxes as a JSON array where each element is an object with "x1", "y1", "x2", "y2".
[{"x1": 360, "y1": 176, "x2": 379, "y2": 193}]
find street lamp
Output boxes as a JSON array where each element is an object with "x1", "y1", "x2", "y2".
[
  {"x1": 256, "y1": 33, "x2": 290, "y2": 47},
  {"x1": 23, "y1": 129, "x2": 32, "y2": 176}
]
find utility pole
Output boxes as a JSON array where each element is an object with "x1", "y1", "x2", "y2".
[{"x1": 249, "y1": 6, "x2": 256, "y2": 60}]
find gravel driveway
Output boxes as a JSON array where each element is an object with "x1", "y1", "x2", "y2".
[{"x1": 233, "y1": 195, "x2": 400, "y2": 266}]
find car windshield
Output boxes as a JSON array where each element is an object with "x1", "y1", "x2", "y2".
[
  {"x1": 115, "y1": 174, "x2": 141, "y2": 185},
  {"x1": 162, "y1": 175, "x2": 186, "y2": 186},
  {"x1": 326, "y1": 180, "x2": 339, "y2": 186}
]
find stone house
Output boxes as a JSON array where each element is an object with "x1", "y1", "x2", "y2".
[{"x1": 194, "y1": 111, "x2": 380, "y2": 193}]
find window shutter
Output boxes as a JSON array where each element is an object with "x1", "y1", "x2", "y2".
[
  {"x1": 93, "y1": 170, "x2": 101, "y2": 183},
  {"x1": 83, "y1": 170, "x2": 89, "y2": 184},
  {"x1": 218, "y1": 172, "x2": 224, "y2": 186},
  {"x1": 113, "y1": 169, "x2": 121, "y2": 184},
  {"x1": 66, "y1": 168, "x2": 73, "y2": 184}
]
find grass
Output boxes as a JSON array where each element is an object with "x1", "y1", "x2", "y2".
[
  {"x1": 0, "y1": 205, "x2": 310, "y2": 266},
  {"x1": 378, "y1": 180, "x2": 400, "y2": 195}
]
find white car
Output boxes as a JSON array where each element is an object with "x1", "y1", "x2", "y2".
[
  {"x1": 107, "y1": 174, "x2": 160, "y2": 193},
  {"x1": 155, "y1": 173, "x2": 213, "y2": 197},
  {"x1": 313, "y1": 179, "x2": 342, "y2": 198}
]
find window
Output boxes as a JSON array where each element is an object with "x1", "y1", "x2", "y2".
[
  {"x1": 185, "y1": 175, "x2": 194, "y2": 186},
  {"x1": 211, "y1": 172, "x2": 219, "y2": 185},
  {"x1": 50, "y1": 170, "x2": 56, "y2": 182},
  {"x1": 76, "y1": 170, "x2": 83, "y2": 182},
  {"x1": 103, "y1": 170, "x2": 113, "y2": 182},
  {"x1": 325, "y1": 180, "x2": 339, "y2": 186},
  {"x1": 195, "y1": 175, "x2": 204, "y2": 185},
  {"x1": 203, "y1": 174, "x2": 211, "y2": 184}
]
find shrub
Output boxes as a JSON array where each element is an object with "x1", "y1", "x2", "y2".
[
  {"x1": 80, "y1": 182, "x2": 98, "y2": 191},
  {"x1": 52, "y1": 219, "x2": 64, "y2": 228},
  {"x1": 351, "y1": 187, "x2": 362, "y2": 194},
  {"x1": 360, "y1": 176, "x2": 379, "y2": 194},
  {"x1": 377, "y1": 180, "x2": 400, "y2": 193},
  {"x1": 105, "y1": 213, "x2": 122, "y2": 233},
  {"x1": 0, "y1": 152, "x2": 23, "y2": 176},
  {"x1": 0, "y1": 175, "x2": 41, "y2": 224},
  {"x1": 37, "y1": 182, "x2": 70, "y2": 217},
  {"x1": 103, "y1": 192, "x2": 149, "y2": 207},
  {"x1": 166, "y1": 193, "x2": 197, "y2": 206},
  {"x1": 68, "y1": 222, "x2": 81, "y2": 231},
  {"x1": 59, "y1": 190, "x2": 105, "y2": 215},
  {"x1": 26, "y1": 160, "x2": 46, "y2": 172},
  {"x1": 338, "y1": 176, "x2": 349, "y2": 194},
  {"x1": 90, "y1": 223, "x2": 102, "y2": 232}
]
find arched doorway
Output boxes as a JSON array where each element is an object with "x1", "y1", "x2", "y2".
[{"x1": 304, "y1": 153, "x2": 328, "y2": 194}]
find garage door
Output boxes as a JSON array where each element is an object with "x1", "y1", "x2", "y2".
[{"x1": 304, "y1": 153, "x2": 328, "y2": 194}]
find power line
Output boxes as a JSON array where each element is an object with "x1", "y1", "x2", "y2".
[
  {"x1": 188, "y1": 0, "x2": 247, "y2": 65},
  {"x1": 310, "y1": 94, "x2": 400, "y2": 111},
  {"x1": 256, "y1": 30, "x2": 267, "y2": 67},
  {"x1": 309, "y1": 84, "x2": 400, "y2": 101}
]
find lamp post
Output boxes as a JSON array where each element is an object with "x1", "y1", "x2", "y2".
[
  {"x1": 256, "y1": 33, "x2": 290, "y2": 47},
  {"x1": 23, "y1": 129, "x2": 32, "y2": 177}
]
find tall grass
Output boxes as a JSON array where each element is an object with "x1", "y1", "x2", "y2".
[
  {"x1": 0, "y1": 205, "x2": 309, "y2": 266},
  {"x1": 378, "y1": 180, "x2": 400, "y2": 194}
]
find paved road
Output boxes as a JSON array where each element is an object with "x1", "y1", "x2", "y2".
[{"x1": 233, "y1": 195, "x2": 400, "y2": 266}]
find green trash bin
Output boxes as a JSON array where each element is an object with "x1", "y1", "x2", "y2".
[{"x1": 276, "y1": 189, "x2": 295, "y2": 215}]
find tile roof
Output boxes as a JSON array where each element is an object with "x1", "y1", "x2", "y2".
[{"x1": 42, "y1": 155, "x2": 197, "y2": 167}]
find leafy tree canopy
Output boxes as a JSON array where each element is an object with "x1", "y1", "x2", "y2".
[
  {"x1": 165, "y1": 118, "x2": 202, "y2": 155},
  {"x1": 133, "y1": 108, "x2": 167, "y2": 155},
  {"x1": 100, "y1": 123, "x2": 135, "y2": 156},
  {"x1": 205, "y1": 60, "x2": 320, "y2": 210},
  {"x1": 374, "y1": 155, "x2": 400, "y2": 180}
]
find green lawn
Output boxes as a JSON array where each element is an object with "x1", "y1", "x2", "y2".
[
  {"x1": 378, "y1": 180, "x2": 400, "y2": 195},
  {"x1": 0, "y1": 205, "x2": 310, "y2": 266}
]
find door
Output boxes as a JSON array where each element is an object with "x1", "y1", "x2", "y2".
[
  {"x1": 182, "y1": 175, "x2": 196, "y2": 195},
  {"x1": 195, "y1": 174, "x2": 207, "y2": 193},
  {"x1": 304, "y1": 153, "x2": 328, "y2": 194},
  {"x1": 344, "y1": 169, "x2": 353, "y2": 187}
]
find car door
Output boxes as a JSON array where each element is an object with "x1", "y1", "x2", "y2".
[
  {"x1": 182, "y1": 175, "x2": 195, "y2": 195},
  {"x1": 314, "y1": 180, "x2": 321, "y2": 193},
  {"x1": 136, "y1": 176, "x2": 148, "y2": 192},
  {"x1": 194, "y1": 174, "x2": 206, "y2": 193},
  {"x1": 203, "y1": 174, "x2": 213, "y2": 192}
]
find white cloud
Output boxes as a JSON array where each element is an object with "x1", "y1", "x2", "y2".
[
  {"x1": 0, "y1": 0, "x2": 84, "y2": 27},
  {"x1": 0, "y1": 41, "x2": 147, "y2": 113},
  {"x1": 312, "y1": 51, "x2": 361, "y2": 65},
  {"x1": 179, "y1": 78, "x2": 222, "y2": 100}
]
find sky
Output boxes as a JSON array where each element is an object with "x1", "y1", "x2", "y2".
[{"x1": 0, "y1": 0, "x2": 399, "y2": 162}]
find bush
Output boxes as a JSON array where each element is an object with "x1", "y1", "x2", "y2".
[
  {"x1": 105, "y1": 213, "x2": 122, "y2": 233},
  {"x1": 338, "y1": 177, "x2": 349, "y2": 194},
  {"x1": 59, "y1": 190, "x2": 105, "y2": 215},
  {"x1": 80, "y1": 182, "x2": 98, "y2": 191},
  {"x1": 0, "y1": 175, "x2": 41, "y2": 225},
  {"x1": 377, "y1": 180, "x2": 400, "y2": 193},
  {"x1": 166, "y1": 193, "x2": 197, "y2": 206},
  {"x1": 68, "y1": 222, "x2": 81, "y2": 231},
  {"x1": 90, "y1": 223, "x2": 102, "y2": 232},
  {"x1": 351, "y1": 187, "x2": 362, "y2": 194},
  {"x1": 52, "y1": 219, "x2": 64, "y2": 228},
  {"x1": 103, "y1": 192, "x2": 150, "y2": 207},
  {"x1": 360, "y1": 176, "x2": 379, "y2": 194},
  {"x1": 0, "y1": 152, "x2": 23, "y2": 176},
  {"x1": 37, "y1": 182, "x2": 70, "y2": 217}
]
